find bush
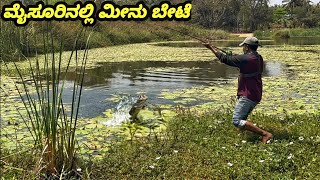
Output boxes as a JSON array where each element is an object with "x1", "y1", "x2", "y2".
[
  {"x1": 254, "y1": 30, "x2": 274, "y2": 39},
  {"x1": 273, "y1": 29, "x2": 291, "y2": 38},
  {"x1": 254, "y1": 28, "x2": 320, "y2": 39}
]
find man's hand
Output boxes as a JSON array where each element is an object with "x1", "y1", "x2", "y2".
[
  {"x1": 202, "y1": 42, "x2": 213, "y2": 50},
  {"x1": 202, "y1": 42, "x2": 219, "y2": 55},
  {"x1": 202, "y1": 42, "x2": 219, "y2": 50}
]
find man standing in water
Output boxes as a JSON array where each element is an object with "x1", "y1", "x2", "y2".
[{"x1": 203, "y1": 37, "x2": 272, "y2": 144}]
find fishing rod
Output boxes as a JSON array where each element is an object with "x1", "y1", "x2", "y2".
[{"x1": 153, "y1": 24, "x2": 230, "y2": 54}]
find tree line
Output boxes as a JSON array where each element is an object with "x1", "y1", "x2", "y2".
[
  {"x1": 8, "y1": 0, "x2": 320, "y2": 32},
  {"x1": 1, "y1": 0, "x2": 319, "y2": 61},
  {"x1": 112, "y1": 0, "x2": 320, "y2": 31},
  {"x1": 191, "y1": 0, "x2": 320, "y2": 32}
]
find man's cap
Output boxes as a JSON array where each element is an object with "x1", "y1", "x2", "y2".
[{"x1": 239, "y1": 37, "x2": 261, "y2": 47}]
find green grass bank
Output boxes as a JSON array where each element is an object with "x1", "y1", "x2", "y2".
[
  {"x1": 2, "y1": 109, "x2": 320, "y2": 179},
  {"x1": 254, "y1": 28, "x2": 320, "y2": 39}
]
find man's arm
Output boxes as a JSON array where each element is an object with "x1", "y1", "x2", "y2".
[{"x1": 203, "y1": 43, "x2": 244, "y2": 68}]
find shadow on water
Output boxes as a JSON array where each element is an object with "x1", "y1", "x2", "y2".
[{"x1": 25, "y1": 61, "x2": 287, "y2": 118}]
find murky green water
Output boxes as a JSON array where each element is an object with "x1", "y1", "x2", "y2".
[
  {"x1": 12, "y1": 37, "x2": 319, "y2": 119},
  {"x1": 60, "y1": 60, "x2": 285, "y2": 118}
]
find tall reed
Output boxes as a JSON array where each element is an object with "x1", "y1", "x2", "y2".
[{"x1": 2, "y1": 20, "x2": 93, "y2": 178}]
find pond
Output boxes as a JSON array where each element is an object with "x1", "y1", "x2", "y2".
[
  {"x1": 59, "y1": 60, "x2": 285, "y2": 118},
  {"x1": 2, "y1": 41, "x2": 319, "y2": 151}
]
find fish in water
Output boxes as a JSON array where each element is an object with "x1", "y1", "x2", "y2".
[{"x1": 129, "y1": 95, "x2": 148, "y2": 122}]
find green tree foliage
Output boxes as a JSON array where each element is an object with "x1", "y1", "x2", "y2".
[
  {"x1": 278, "y1": 1, "x2": 316, "y2": 29},
  {"x1": 192, "y1": 0, "x2": 272, "y2": 32},
  {"x1": 192, "y1": 0, "x2": 229, "y2": 29},
  {"x1": 272, "y1": 7, "x2": 289, "y2": 28},
  {"x1": 1, "y1": 0, "x2": 320, "y2": 34},
  {"x1": 192, "y1": 0, "x2": 319, "y2": 31}
]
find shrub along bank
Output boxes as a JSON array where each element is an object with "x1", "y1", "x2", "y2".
[{"x1": 254, "y1": 28, "x2": 320, "y2": 39}]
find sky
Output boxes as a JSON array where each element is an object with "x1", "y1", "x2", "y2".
[{"x1": 269, "y1": 0, "x2": 320, "y2": 6}]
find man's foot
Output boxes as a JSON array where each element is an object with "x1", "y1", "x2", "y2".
[{"x1": 262, "y1": 132, "x2": 273, "y2": 144}]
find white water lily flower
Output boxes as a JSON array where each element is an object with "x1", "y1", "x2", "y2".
[
  {"x1": 173, "y1": 150, "x2": 178, "y2": 153},
  {"x1": 241, "y1": 140, "x2": 247, "y2": 143},
  {"x1": 289, "y1": 141, "x2": 294, "y2": 145},
  {"x1": 227, "y1": 162, "x2": 233, "y2": 167},
  {"x1": 299, "y1": 137, "x2": 304, "y2": 141},
  {"x1": 259, "y1": 160, "x2": 265, "y2": 163},
  {"x1": 149, "y1": 165, "x2": 155, "y2": 169}
]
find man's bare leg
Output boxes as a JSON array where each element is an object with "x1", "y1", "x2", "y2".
[{"x1": 243, "y1": 121, "x2": 273, "y2": 144}]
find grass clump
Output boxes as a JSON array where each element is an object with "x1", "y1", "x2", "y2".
[
  {"x1": 253, "y1": 30, "x2": 274, "y2": 39},
  {"x1": 273, "y1": 29, "x2": 291, "y2": 38},
  {"x1": 0, "y1": 149, "x2": 38, "y2": 179}
]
